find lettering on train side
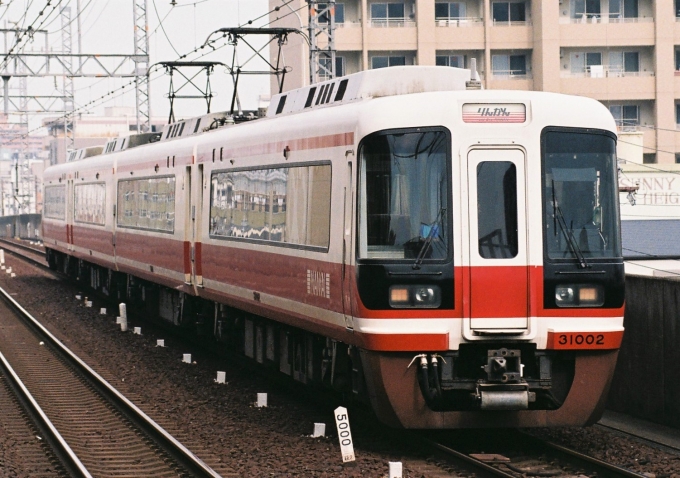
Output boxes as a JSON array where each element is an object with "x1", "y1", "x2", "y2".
[{"x1": 307, "y1": 270, "x2": 330, "y2": 299}]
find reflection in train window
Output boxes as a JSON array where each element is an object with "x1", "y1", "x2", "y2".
[
  {"x1": 74, "y1": 183, "x2": 106, "y2": 225},
  {"x1": 117, "y1": 176, "x2": 176, "y2": 232},
  {"x1": 44, "y1": 185, "x2": 66, "y2": 220},
  {"x1": 209, "y1": 164, "x2": 331, "y2": 249}
]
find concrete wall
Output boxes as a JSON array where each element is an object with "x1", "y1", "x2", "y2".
[{"x1": 607, "y1": 275, "x2": 680, "y2": 426}]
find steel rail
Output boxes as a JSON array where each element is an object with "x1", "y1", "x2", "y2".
[
  {"x1": 516, "y1": 430, "x2": 649, "y2": 478},
  {"x1": 0, "y1": 350, "x2": 91, "y2": 477},
  {"x1": 0, "y1": 284, "x2": 223, "y2": 478}
]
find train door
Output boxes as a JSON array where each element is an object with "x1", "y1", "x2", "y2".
[
  {"x1": 184, "y1": 166, "x2": 192, "y2": 285},
  {"x1": 192, "y1": 163, "x2": 204, "y2": 287},
  {"x1": 341, "y1": 160, "x2": 354, "y2": 329},
  {"x1": 67, "y1": 178, "x2": 74, "y2": 252},
  {"x1": 466, "y1": 148, "x2": 528, "y2": 331}
]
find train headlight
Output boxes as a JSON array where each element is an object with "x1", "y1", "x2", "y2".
[
  {"x1": 389, "y1": 285, "x2": 441, "y2": 308},
  {"x1": 555, "y1": 284, "x2": 604, "y2": 307}
]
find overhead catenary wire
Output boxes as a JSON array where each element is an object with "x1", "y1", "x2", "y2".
[{"x1": 6, "y1": 1, "x2": 300, "y2": 145}]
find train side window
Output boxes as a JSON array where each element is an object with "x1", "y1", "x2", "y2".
[
  {"x1": 304, "y1": 87, "x2": 317, "y2": 108},
  {"x1": 276, "y1": 95, "x2": 287, "y2": 114},
  {"x1": 74, "y1": 183, "x2": 107, "y2": 226},
  {"x1": 334, "y1": 79, "x2": 349, "y2": 101},
  {"x1": 209, "y1": 164, "x2": 331, "y2": 249},
  {"x1": 44, "y1": 185, "x2": 66, "y2": 220},
  {"x1": 476, "y1": 161, "x2": 518, "y2": 258},
  {"x1": 116, "y1": 176, "x2": 176, "y2": 233}
]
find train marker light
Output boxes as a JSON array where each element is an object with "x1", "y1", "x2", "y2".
[
  {"x1": 334, "y1": 406, "x2": 355, "y2": 462},
  {"x1": 555, "y1": 286, "x2": 575, "y2": 306},
  {"x1": 389, "y1": 462, "x2": 403, "y2": 478},
  {"x1": 257, "y1": 393, "x2": 268, "y2": 407},
  {"x1": 312, "y1": 423, "x2": 326, "y2": 437},
  {"x1": 183, "y1": 353, "x2": 192, "y2": 363},
  {"x1": 556, "y1": 284, "x2": 604, "y2": 307},
  {"x1": 389, "y1": 287, "x2": 409, "y2": 305},
  {"x1": 216, "y1": 371, "x2": 226, "y2": 383}
]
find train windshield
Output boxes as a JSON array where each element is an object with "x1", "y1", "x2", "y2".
[
  {"x1": 542, "y1": 129, "x2": 621, "y2": 261},
  {"x1": 358, "y1": 129, "x2": 450, "y2": 262}
]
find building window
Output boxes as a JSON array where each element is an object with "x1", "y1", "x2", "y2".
[
  {"x1": 436, "y1": 54, "x2": 465, "y2": 68},
  {"x1": 608, "y1": 51, "x2": 639, "y2": 74},
  {"x1": 371, "y1": 56, "x2": 407, "y2": 69},
  {"x1": 643, "y1": 154, "x2": 656, "y2": 164},
  {"x1": 609, "y1": 0, "x2": 638, "y2": 19},
  {"x1": 492, "y1": 54, "x2": 527, "y2": 76},
  {"x1": 676, "y1": 103, "x2": 680, "y2": 125},
  {"x1": 435, "y1": 2, "x2": 466, "y2": 19},
  {"x1": 675, "y1": 154, "x2": 680, "y2": 164},
  {"x1": 492, "y1": 1, "x2": 526, "y2": 23},
  {"x1": 609, "y1": 104, "x2": 639, "y2": 128},
  {"x1": 371, "y1": 3, "x2": 406, "y2": 25},
  {"x1": 317, "y1": 3, "x2": 345, "y2": 24},
  {"x1": 572, "y1": 0, "x2": 601, "y2": 20},
  {"x1": 676, "y1": 50, "x2": 680, "y2": 71},
  {"x1": 570, "y1": 52, "x2": 602, "y2": 74}
]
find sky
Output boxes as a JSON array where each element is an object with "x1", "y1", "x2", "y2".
[{"x1": 0, "y1": 0, "x2": 271, "y2": 132}]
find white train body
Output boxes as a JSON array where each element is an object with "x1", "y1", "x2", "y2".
[{"x1": 43, "y1": 66, "x2": 624, "y2": 428}]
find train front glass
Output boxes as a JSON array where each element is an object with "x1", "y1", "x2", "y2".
[
  {"x1": 542, "y1": 129, "x2": 620, "y2": 261},
  {"x1": 358, "y1": 129, "x2": 451, "y2": 263},
  {"x1": 542, "y1": 128, "x2": 623, "y2": 309}
]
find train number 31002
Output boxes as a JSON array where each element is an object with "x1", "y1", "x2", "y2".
[{"x1": 546, "y1": 330, "x2": 623, "y2": 350}]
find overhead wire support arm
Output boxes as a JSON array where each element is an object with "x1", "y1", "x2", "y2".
[
  {"x1": 154, "y1": 61, "x2": 226, "y2": 124},
  {"x1": 202, "y1": 27, "x2": 304, "y2": 116}
]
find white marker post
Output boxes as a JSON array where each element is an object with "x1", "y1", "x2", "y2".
[
  {"x1": 256, "y1": 393, "x2": 268, "y2": 407},
  {"x1": 182, "y1": 353, "x2": 191, "y2": 363},
  {"x1": 334, "y1": 407, "x2": 355, "y2": 463},
  {"x1": 0, "y1": 249, "x2": 5, "y2": 265},
  {"x1": 389, "y1": 462, "x2": 403, "y2": 478},
  {"x1": 312, "y1": 423, "x2": 326, "y2": 437},
  {"x1": 216, "y1": 371, "x2": 226, "y2": 383}
]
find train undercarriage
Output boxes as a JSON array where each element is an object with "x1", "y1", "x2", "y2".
[{"x1": 47, "y1": 248, "x2": 615, "y2": 428}]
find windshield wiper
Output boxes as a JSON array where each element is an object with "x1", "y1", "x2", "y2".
[
  {"x1": 413, "y1": 207, "x2": 445, "y2": 270},
  {"x1": 552, "y1": 180, "x2": 589, "y2": 269}
]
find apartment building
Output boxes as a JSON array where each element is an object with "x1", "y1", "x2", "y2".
[{"x1": 269, "y1": 0, "x2": 680, "y2": 164}]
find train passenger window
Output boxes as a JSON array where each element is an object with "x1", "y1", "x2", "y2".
[
  {"x1": 44, "y1": 185, "x2": 66, "y2": 220},
  {"x1": 358, "y1": 129, "x2": 451, "y2": 261},
  {"x1": 209, "y1": 164, "x2": 331, "y2": 249},
  {"x1": 74, "y1": 183, "x2": 106, "y2": 226},
  {"x1": 476, "y1": 161, "x2": 518, "y2": 258},
  {"x1": 542, "y1": 130, "x2": 620, "y2": 260},
  {"x1": 117, "y1": 176, "x2": 176, "y2": 232}
]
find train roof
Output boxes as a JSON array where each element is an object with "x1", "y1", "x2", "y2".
[{"x1": 266, "y1": 66, "x2": 473, "y2": 118}]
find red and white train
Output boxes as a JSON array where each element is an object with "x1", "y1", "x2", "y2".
[{"x1": 43, "y1": 66, "x2": 625, "y2": 428}]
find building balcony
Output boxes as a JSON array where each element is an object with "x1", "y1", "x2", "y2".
[
  {"x1": 488, "y1": 74, "x2": 533, "y2": 91},
  {"x1": 560, "y1": 21, "x2": 655, "y2": 47},
  {"x1": 489, "y1": 23, "x2": 533, "y2": 49},
  {"x1": 366, "y1": 21, "x2": 417, "y2": 49},
  {"x1": 559, "y1": 73, "x2": 655, "y2": 101},
  {"x1": 335, "y1": 23, "x2": 363, "y2": 49},
  {"x1": 434, "y1": 19, "x2": 485, "y2": 49}
]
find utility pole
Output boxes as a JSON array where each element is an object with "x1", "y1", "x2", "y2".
[
  {"x1": 61, "y1": 6, "x2": 75, "y2": 152},
  {"x1": 133, "y1": 0, "x2": 151, "y2": 133},
  {"x1": 307, "y1": 0, "x2": 336, "y2": 84}
]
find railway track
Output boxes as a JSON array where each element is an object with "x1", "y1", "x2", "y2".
[
  {"x1": 0, "y1": 283, "x2": 230, "y2": 477},
  {"x1": 416, "y1": 429, "x2": 650, "y2": 478}
]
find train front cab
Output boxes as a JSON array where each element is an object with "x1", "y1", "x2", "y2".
[{"x1": 354, "y1": 122, "x2": 625, "y2": 428}]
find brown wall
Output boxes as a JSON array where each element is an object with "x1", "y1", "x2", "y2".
[{"x1": 607, "y1": 275, "x2": 680, "y2": 426}]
